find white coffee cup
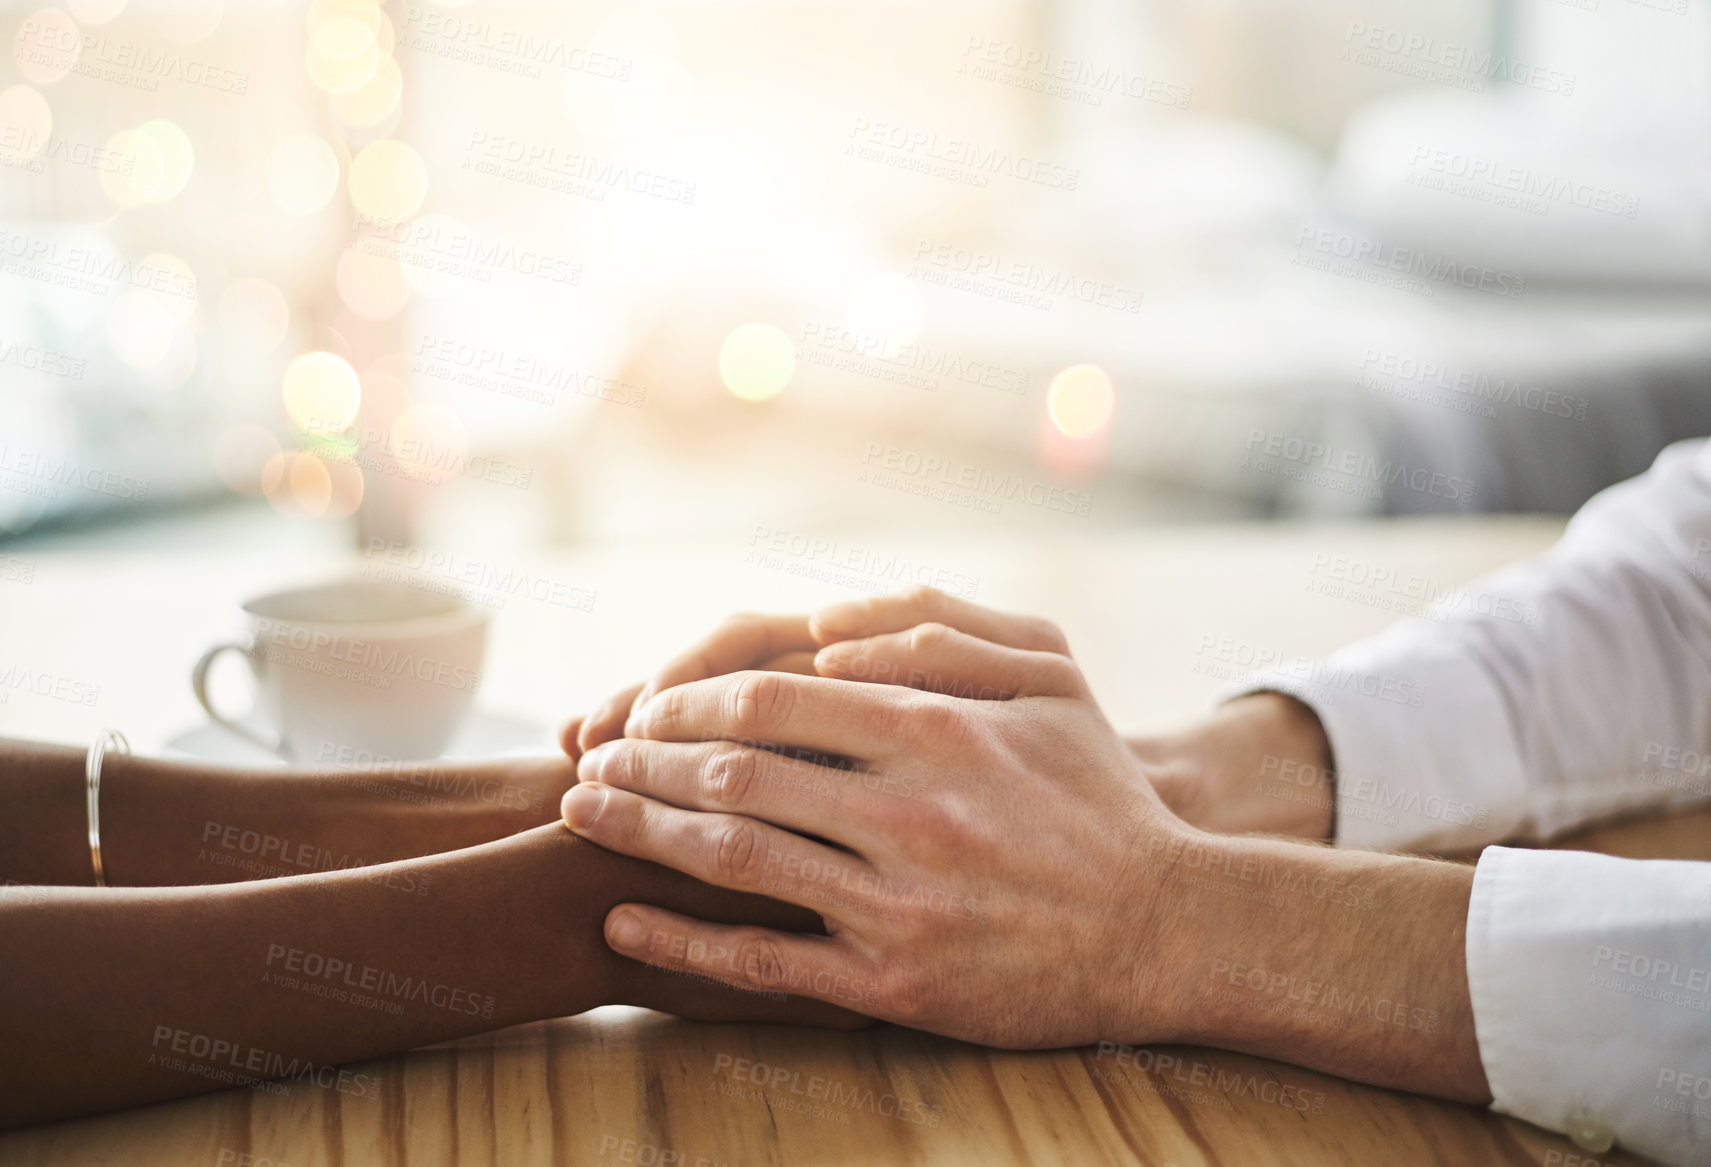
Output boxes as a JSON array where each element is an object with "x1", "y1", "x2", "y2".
[{"x1": 192, "y1": 578, "x2": 489, "y2": 762}]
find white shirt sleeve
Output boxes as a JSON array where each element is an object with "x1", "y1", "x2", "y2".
[
  {"x1": 1223, "y1": 437, "x2": 1711, "y2": 852},
  {"x1": 1221, "y1": 438, "x2": 1711, "y2": 1163},
  {"x1": 1468, "y1": 846, "x2": 1711, "y2": 1167}
]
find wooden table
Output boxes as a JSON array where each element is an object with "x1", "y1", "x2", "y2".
[{"x1": 0, "y1": 517, "x2": 1690, "y2": 1166}]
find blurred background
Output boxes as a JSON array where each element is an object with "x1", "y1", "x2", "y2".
[{"x1": 2, "y1": 0, "x2": 1709, "y2": 558}]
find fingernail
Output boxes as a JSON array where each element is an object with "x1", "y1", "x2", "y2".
[
  {"x1": 562, "y1": 782, "x2": 609, "y2": 831},
  {"x1": 608, "y1": 910, "x2": 645, "y2": 950}
]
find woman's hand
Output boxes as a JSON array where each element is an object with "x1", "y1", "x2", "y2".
[{"x1": 560, "y1": 622, "x2": 1210, "y2": 1049}]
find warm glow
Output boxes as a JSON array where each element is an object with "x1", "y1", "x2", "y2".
[
  {"x1": 14, "y1": 10, "x2": 80, "y2": 85},
  {"x1": 336, "y1": 244, "x2": 411, "y2": 320},
  {"x1": 64, "y1": 0, "x2": 125, "y2": 24},
  {"x1": 266, "y1": 133, "x2": 341, "y2": 216},
  {"x1": 389, "y1": 404, "x2": 468, "y2": 483},
  {"x1": 98, "y1": 128, "x2": 164, "y2": 207},
  {"x1": 0, "y1": 85, "x2": 51, "y2": 166},
  {"x1": 846, "y1": 273, "x2": 924, "y2": 347},
  {"x1": 283, "y1": 351, "x2": 362, "y2": 432},
  {"x1": 329, "y1": 55, "x2": 401, "y2": 129},
  {"x1": 1047, "y1": 364, "x2": 1115, "y2": 439},
  {"x1": 719, "y1": 323, "x2": 795, "y2": 402},
  {"x1": 347, "y1": 138, "x2": 427, "y2": 222},
  {"x1": 306, "y1": 16, "x2": 380, "y2": 95},
  {"x1": 136, "y1": 120, "x2": 194, "y2": 203}
]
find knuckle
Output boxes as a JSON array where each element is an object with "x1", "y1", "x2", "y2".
[
  {"x1": 710, "y1": 817, "x2": 765, "y2": 883},
  {"x1": 900, "y1": 584, "x2": 947, "y2": 616},
  {"x1": 906, "y1": 621, "x2": 954, "y2": 655},
  {"x1": 1036, "y1": 652, "x2": 1087, "y2": 693},
  {"x1": 1025, "y1": 617, "x2": 1071, "y2": 655},
  {"x1": 878, "y1": 964, "x2": 933, "y2": 1024},
  {"x1": 729, "y1": 671, "x2": 793, "y2": 738},
  {"x1": 703, "y1": 744, "x2": 761, "y2": 807},
  {"x1": 733, "y1": 930, "x2": 789, "y2": 990},
  {"x1": 907, "y1": 696, "x2": 972, "y2": 748}
]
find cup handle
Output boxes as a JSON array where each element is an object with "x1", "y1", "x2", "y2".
[{"x1": 192, "y1": 641, "x2": 281, "y2": 754}]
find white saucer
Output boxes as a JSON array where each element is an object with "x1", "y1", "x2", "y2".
[{"x1": 165, "y1": 709, "x2": 556, "y2": 768}]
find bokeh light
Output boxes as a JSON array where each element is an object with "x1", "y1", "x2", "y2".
[
  {"x1": 264, "y1": 451, "x2": 334, "y2": 517},
  {"x1": 282, "y1": 350, "x2": 362, "y2": 432},
  {"x1": 266, "y1": 133, "x2": 341, "y2": 216},
  {"x1": 1047, "y1": 364, "x2": 1115, "y2": 438},
  {"x1": 329, "y1": 55, "x2": 401, "y2": 129},
  {"x1": 718, "y1": 322, "x2": 794, "y2": 402},
  {"x1": 14, "y1": 10, "x2": 80, "y2": 85},
  {"x1": 136, "y1": 119, "x2": 194, "y2": 203},
  {"x1": 0, "y1": 85, "x2": 52, "y2": 166},
  {"x1": 347, "y1": 138, "x2": 427, "y2": 222},
  {"x1": 322, "y1": 458, "x2": 365, "y2": 518},
  {"x1": 98, "y1": 128, "x2": 164, "y2": 207},
  {"x1": 846, "y1": 273, "x2": 924, "y2": 347},
  {"x1": 306, "y1": 15, "x2": 380, "y2": 95},
  {"x1": 218, "y1": 277, "x2": 291, "y2": 352}
]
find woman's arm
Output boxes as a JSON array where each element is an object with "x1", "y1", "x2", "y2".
[
  {"x1": 0, "y1": 737, "x2": 576, "y2": 887},
  {"x1": 0, "y1": 823, "x2": 860, "y2": 1127}
]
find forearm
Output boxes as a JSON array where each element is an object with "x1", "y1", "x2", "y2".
[
  {"x1": 0, "y1": 737, "x2": 572, "y2": 886},
  {"x1": 1152, "y1": 832, "x2": 1487, "y2": 1102},
  {"x1": 0, "y1": 824, "x2": 853, "y2": 1127}
]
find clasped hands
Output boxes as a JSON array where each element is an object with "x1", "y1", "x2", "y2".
[{"x1": 556, "y1": 588, "x2": 1321, "y2": 1049}]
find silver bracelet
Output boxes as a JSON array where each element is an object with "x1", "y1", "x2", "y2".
[{"x1": 86, "y1": 729, "x2": 130, "y2": 888}]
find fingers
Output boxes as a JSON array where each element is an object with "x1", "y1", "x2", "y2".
[
  {"x1": 572, "y1": 649, "x2": 820, "y2": 759},
  {"x1": 578, "y1": 738, "x2": 910, "y2": 851},
  {"x1": 629, "y1": 670, "x2": 948, "y2": 763},
  {"x1": 563, "y1": 780, "x2": 882, "y2": 915},
  {"x1": 631, "y1": 613, "x2": 818, "y2": 717},
  {"x1": 811, "y1": 586, "x2": 1071, "y2": 655},
  {"x1": 815, "y1": 622, "x2": 1087, "y2": 700},
  {"x1": 558, "y1": 716, "x2": 586, "y2": 760},
  {"x1": 575, "y1": 681, "x2": 645, "y2": 757},
  {"x1": 602, "y1": 904, "x2": 878, "y2": 1012}
]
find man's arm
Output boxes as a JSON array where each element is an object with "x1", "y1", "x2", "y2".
[
  {"x1": 554, "y1": 630, "x2": 1492, "y2": 1095},
  {"x1": 1222, "y1": 438, "x2": 1711, "y2": 851},
  {"x1": 558, "y1": 618, "x2": 1711, "y2": 1165}
]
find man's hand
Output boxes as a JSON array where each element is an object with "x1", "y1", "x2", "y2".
[
  {"x1": 559, "y1": 620, "x2": 1490, "y2": 1102},
  {"x1": 562, "y1": 621, "x2": 1204, "y2": 1048},
  {"x1": 565, "y1": 588, "x2": 1337, "y2": 841},
  {"x1": 562, "y1": 614, "x2": 820, "y2": 761}
]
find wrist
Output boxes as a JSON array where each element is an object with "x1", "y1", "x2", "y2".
[
  {"x1": 1131, "y1": 692, "x2": 1334, "y2": 841},
  {"x1": 1135, "y1": 829, "x2": 1487, "y2": 1100}
]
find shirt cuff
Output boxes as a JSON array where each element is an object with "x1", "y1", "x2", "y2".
[
  {"x1": 1219, "y1": 633, "x2": 1530, "y2": 851},
  {"x1": 1466, "y1": 845, "x2": 1711, "y2": 1167}
]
